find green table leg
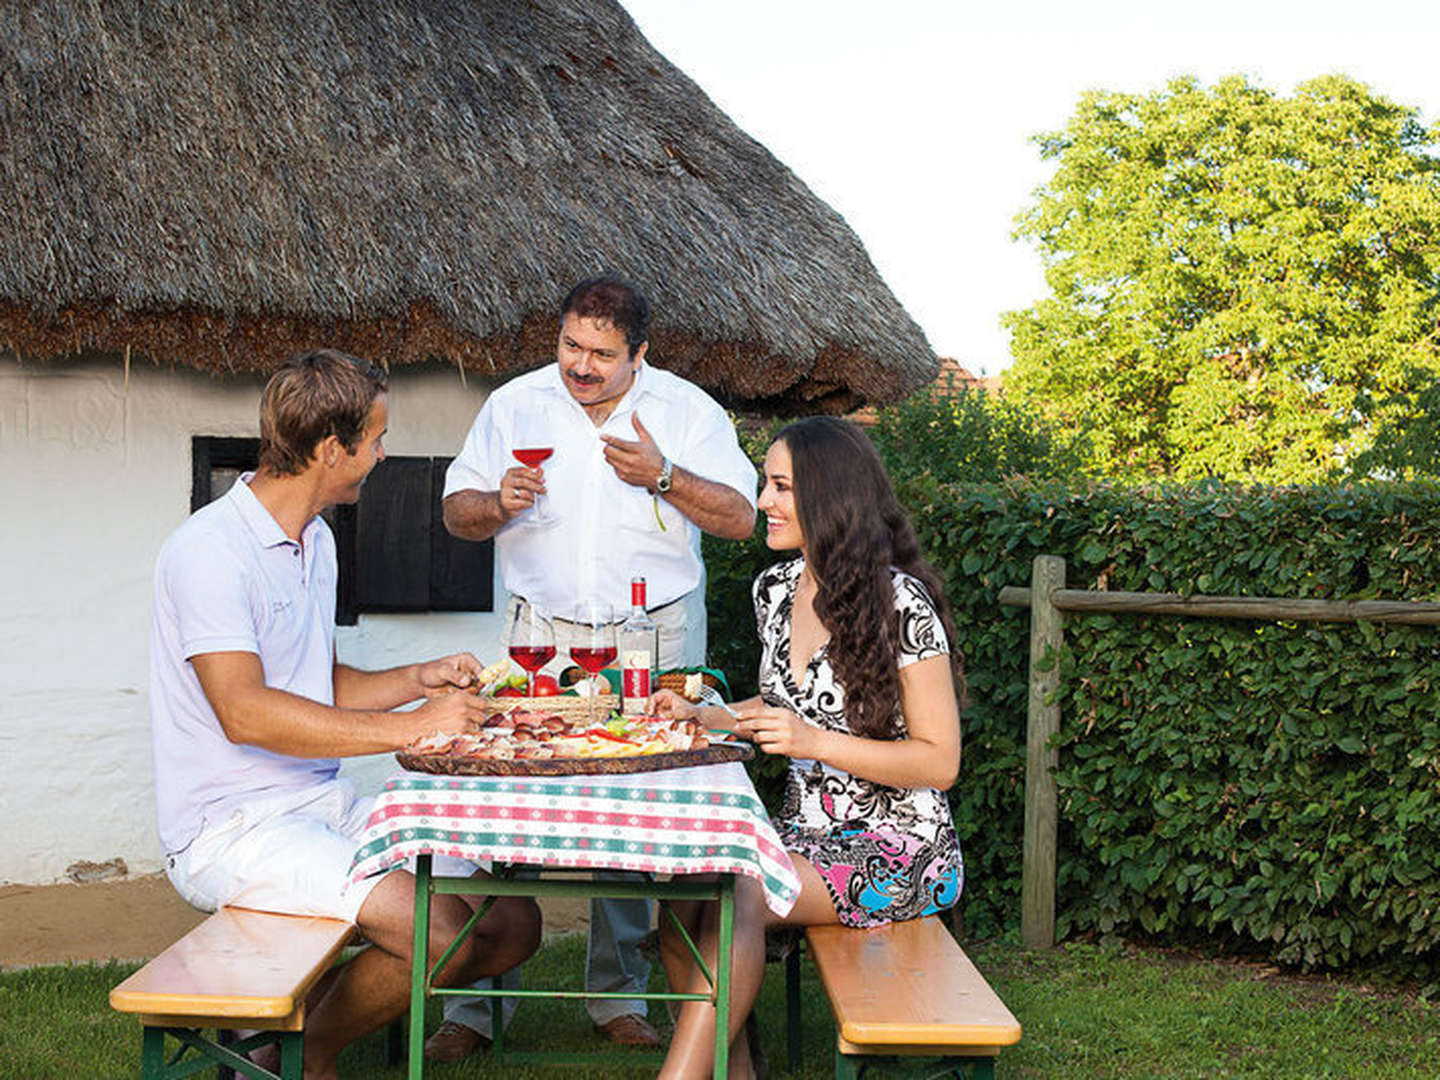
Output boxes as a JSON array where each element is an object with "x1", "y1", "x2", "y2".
[
  {"x1": 405, "y1": 863, "x2": 744, "y2": 1074},
  {"x1": 490, "y1": 973, "x2": 505, "y2": 1057},
  {"x1": 409, "y1": 853, "x2": 433, "y2": 1080},
  {"x1": 277, "y1": 1031, "x2": 304, "y2": 1080},
  {"x1": 140, "y1": 1026, "x2": 165, "y2": 1080},
  {"x1": 785, "y1": 941, "x2": 802, "y2": 1072},
  {"x1": 714, "y1": 873, "x2": 733, "y2": 1079}
]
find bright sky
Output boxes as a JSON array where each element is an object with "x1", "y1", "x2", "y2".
[{"x1": 622, "y1": 0, "x2": 1440, "y2": 374}]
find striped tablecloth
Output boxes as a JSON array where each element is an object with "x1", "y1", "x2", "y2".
[{"x1": 348, "y1": 760, "x2": 800, "y2": 916}]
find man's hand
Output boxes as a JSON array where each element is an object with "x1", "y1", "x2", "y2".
[
  {"x1": 442, "y1": 464, "x2": 546, "y2": 543},
  {"x1": 496, "y1": 464, "x2": 546, "y2": 519},
  {"x1": 598, "y1": 412, "x2": 755, "y2": 540},
  {"x1": 403, "y1": 688, "x2": 489, "y2": 743},
  {"x1": 417, "y1": 652, "x2": 483, "y2": 699},
  {"x1": 600, "y1": 414, "x2": 666, "y2": 491}
]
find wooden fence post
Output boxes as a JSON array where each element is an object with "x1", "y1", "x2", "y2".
[
  {"x1": 1022, "y1": 554, "x2": 1065, "y2": 948},
  {"x1": 998, "y1": 561, "x2": 1440, "y2": 949}
]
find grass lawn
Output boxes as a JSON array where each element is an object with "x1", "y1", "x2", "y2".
[
  {"x1": 973, "y1": 940, "x2": 1440, "y2": 1078},
  {"x1": 2, "y1": 932, "x2": 1437, "y2": 1078}
]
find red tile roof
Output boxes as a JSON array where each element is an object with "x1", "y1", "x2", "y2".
[{"x1": 848, "y1": 358, "x2": 999, "y2": 426}]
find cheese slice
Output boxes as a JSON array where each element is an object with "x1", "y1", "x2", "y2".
[{"x1": 475, "y1": 658, "x2": 513, "y2": 693}]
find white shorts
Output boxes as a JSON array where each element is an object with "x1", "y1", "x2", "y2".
[{"x1": 165, "y1": 781, "x2": 386, "y2": 924}]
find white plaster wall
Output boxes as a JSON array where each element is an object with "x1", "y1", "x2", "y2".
[{"x1": 0, "y1": 355, "x2": 504, "y2": 885}]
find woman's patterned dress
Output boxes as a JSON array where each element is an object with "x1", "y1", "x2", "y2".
[{"x1": 753, "y1": 557, "x2": 964, "y2": 927}]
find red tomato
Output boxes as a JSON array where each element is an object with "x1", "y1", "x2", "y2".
[
  {"x1": 531, "y1": 674, "x2": 562, "y2": 697},
  {"x1": 494, "y1": 686, "x2": 525, "y2": 698}
]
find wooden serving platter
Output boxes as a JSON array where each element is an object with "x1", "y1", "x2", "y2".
[{"x1": 396, "y1": 741, "x2": 753, "y2": 777}]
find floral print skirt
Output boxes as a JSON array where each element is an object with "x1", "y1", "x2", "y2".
[{"x1": 780, "y1": 823, "x2": 964, "y2": 928}]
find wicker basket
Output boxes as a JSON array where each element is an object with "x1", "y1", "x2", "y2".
[
  {"x1": 559, "y1": 668, "x2": 726, "y2": 703},
  {"x1": 656, "y1": 670, "x2": 722, "y2": 701},
  {"x1": 476, "y1": 693, "x2": 618, "y2": 719}
]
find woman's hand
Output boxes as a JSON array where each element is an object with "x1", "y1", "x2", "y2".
[
  {"x1": 732, "y1": 703, "x2": 816, "y2": 758},
  {"x1": 646, "y1": 688, "x2": 699, "y2": 721}
]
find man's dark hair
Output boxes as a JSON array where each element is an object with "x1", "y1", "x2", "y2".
[
  {"x1": 257, "y1": 349, "x2": 387, "y2": 476},
  {"x1": 560, "y1": 274, "x2": 652, "y2": 355}
]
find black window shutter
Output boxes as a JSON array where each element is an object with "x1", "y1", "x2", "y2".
[
  {"x1": 428, "y1": 458, "x2": 494, "y2": 612},
  {"x1": 191, "y1": 436, "x2": 260, "y2": 512},
  {"x1": 191, "y1": 439, "x2": 491, "y2": 621},
  {"x1": 352, "y1": 457, "x2": 494, "y2": 614},
  {"x1": 355, "y1": 458, "x2": 433, "y2": 610}
]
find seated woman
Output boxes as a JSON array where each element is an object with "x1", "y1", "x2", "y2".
[{"x1": 650, "y1": 416, "x2": 964, "y2": 1079}]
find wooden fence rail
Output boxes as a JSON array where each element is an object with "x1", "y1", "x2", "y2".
[
  {"x1": 997, "y1": 587, "x2": 1440, "y2": 626},
  {"x1": 999, "y1": 555, "x2": 1440, "y2": 949}
]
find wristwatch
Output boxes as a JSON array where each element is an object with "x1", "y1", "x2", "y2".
[{"x1": 656, "y1": 456, "x2": 674, "y2": 494}]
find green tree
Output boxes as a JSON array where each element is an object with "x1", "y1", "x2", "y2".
[
  {"x1": 1350, "y1": 366, "x2": 1440, "y2": 478},
  {"x1": 1005, "y1": 74, "x2": 1440, "y2": 483},
  {"x1": 868, "y1": 378, "x2": 1089, "y2": 485}
]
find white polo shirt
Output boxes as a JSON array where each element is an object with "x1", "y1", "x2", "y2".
[
  {"x1": 149, "y1": 474, "x2": 339, "y2": 855},
  {"x1": 444, "y1": 361, "x2": 756, "y2": 615}
]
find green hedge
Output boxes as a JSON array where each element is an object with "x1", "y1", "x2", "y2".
[{"x1": 709, "y1": 474, "x2": 1440, "y2": 979}]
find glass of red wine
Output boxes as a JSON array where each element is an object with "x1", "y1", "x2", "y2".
[
  {"x1": 506, "y1": 600, "x2": 555, "y2": 697},
  {"x1": 568, "y1": 601, "x2": 616, "y2": 724},
  {"x1": 512, "y1": 412, "x2": 554, "y2": 524}
]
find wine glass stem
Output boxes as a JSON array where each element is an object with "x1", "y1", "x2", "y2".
[{"x1": 527, "y1": 671, "x2": 535, "y2": 696}]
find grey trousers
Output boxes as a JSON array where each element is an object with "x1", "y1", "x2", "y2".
[{"x1": 443, "y1": 582, "x2": 707, "y2": 1032}]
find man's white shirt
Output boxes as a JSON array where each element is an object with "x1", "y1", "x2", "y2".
[
  {"x1": 149, "y1": 474, "x2": 339, "y2": 855},
  {"x1": 444, "y1": 361, "x2": 756, "y2": 616}
]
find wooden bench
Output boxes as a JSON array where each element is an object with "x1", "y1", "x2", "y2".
[
  {"x1": 784, "y1": 915, "x2": 1022, "y2": 1079},
  {"x1": 109, "y1": 905, "x2": 358, "y2": 1080}
]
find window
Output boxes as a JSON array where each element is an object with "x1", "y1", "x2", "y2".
[{"x1": 191, "y1": 437, "x2": 493, "y2": 625}]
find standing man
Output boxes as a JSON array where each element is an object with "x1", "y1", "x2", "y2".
[
  {"x1": 150, "y1": 349, "x2": 542, "y2": 1080},
  {"x1": 433, "y1": 274, "x2": 757, "y2": 1057}
]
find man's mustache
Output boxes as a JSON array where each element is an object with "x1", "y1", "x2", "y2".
[{"x1": 564, "y1": 369, "x2": 603, "y2": 385}]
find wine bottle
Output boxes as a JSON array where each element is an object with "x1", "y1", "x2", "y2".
[{"x1": 618, "y1": 576, "x2": 659, "y2": 715}]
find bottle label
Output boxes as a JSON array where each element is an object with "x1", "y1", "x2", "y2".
[
  {"x1": 621, "y1": 648, "x2": 652, "y2": 708},
  {"x1": 631, "y1": 579, "x2": 647, "y2": 609}
]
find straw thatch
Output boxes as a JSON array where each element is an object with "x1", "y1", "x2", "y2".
[{"x1": 0, "y1": 1, "x2": 936, "y2": 411}]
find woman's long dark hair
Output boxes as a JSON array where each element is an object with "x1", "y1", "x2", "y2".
[{"x1": 779, "y1": 417, "x2": 963, "y2": 739}]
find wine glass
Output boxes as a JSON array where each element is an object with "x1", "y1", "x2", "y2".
[
  {"x1": 507, "y1": 601, "x2": 556, "y2": 697},
  {"x1": 511, "y1": 411, "x2": 554, "y2": 524},
  {"x1": 567, "y1": 601, "x2": 616, "y2": 724}
]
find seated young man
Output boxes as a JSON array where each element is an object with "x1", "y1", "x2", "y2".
[{"x1": 149, "y1": 349, "x2": 540, "y2": 1080}]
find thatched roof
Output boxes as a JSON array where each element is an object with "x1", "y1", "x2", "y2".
[{"x1": 0, "y1": 1, "x2": 936, "y2": 412}]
